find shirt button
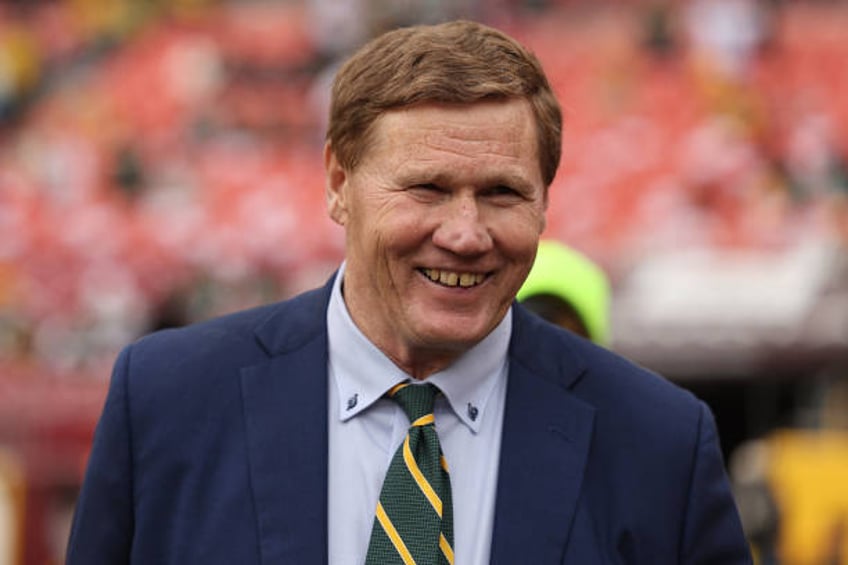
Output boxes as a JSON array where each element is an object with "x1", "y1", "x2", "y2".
[{"x1": 346, "y1": 394, "x2": 358, "y2": 411}]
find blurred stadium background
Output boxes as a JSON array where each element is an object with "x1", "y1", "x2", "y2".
[{"x1": 0, "y1": 0, "x2": 846, "y2": 563}]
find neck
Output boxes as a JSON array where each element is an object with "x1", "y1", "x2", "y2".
[{"x1": 384, "y1": 347, "x2": 461, "y2": 380}]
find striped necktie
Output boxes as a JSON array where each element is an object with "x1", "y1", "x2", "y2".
[{"x1": 365, "y1": 382, "x2": 454, "y2": 565}]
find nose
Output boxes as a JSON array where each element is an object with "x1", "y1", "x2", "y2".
[{"x1": 432, "y1": 194, "x2": 493, "y2": 255}]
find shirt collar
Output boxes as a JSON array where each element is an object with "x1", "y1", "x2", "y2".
[{"x1": 327, "y1": 262, "x2": 511, "y2": 434}]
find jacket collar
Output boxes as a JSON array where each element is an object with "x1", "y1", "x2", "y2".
[{"x1": 252, "y1": 275, "x2": 336, "y2": 357}]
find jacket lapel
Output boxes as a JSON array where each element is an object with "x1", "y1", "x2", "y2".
[
  {"x1": 240, "y1": 281, "x2": 334, "y2": 564},
  {"x1": 490, "y1": 306, "x2": 596, "y2": 564}
]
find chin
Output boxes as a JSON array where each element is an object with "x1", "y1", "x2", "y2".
[{"x1": 416, "y1": 321, "x2": 494, "y2": 351}]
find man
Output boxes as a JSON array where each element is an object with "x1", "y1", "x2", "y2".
[{"x1": 67, "y1": 20, "x2": 751, "y2": 564}]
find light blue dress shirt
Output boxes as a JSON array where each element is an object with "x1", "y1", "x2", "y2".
[{"x1": 327, "y1": 264, "x2": 510, "y2": 565}]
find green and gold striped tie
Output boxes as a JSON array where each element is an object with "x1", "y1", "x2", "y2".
[{"x1": 365, "y1": 382, "x2": 455, "y2": 565}]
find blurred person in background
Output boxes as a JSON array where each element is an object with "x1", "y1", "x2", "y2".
[
  {"x1": 67, "y1": 20, "x2": 750, "y2": 564},
  {"x1": 0, "y1": 11, "x2": 42, "y2": 123},
  {"x1": 517, "y1": 238, "x2": 611, "y2": 346}
]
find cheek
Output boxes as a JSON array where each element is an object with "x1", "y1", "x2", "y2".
[
  {"x1": 496, "y1": 209, "x2": 546, "y2": 253},
  {"x1": 354, "y1": 204, "x2": 424, "y2": 266},
  {"x1": 376, "y1": 198, "x2": 434, "y2": 244}
]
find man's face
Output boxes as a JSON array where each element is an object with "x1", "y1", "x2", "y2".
[{"x1": 324, "y1": 99, "x2": 547, "y2": 377}]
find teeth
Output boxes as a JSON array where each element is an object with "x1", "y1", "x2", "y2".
[{"x1": 422, "y1": 269, "x2": 485, "y2": 288}]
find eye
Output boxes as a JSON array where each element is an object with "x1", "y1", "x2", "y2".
[
  {"x1": 407, "y1": 183, "x2": 446, "y2": 200},
  {"x1": 485, "y1": 185, "x2": 523, "y2": 199},
  {"x1": 412, "y1": 183, "x2": 443, "y2": 192}
]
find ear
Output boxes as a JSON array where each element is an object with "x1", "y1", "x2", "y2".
[
  {"x1": 539, "y1": 189, "x2": 548, "y2": 234},
  {"x1": 324, "y1": 142, "x2": 349, "y2": 226}
]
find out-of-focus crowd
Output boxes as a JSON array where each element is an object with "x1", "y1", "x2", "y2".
[{"x1": 0, "y1": 0, "x2": 846, "y2": 377}]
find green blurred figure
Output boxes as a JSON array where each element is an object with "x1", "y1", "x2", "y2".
[{"x1": 517, "y1": 240, "x2": 611, "y2": 346}]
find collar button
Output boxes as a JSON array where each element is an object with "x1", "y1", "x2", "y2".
[{"x1": 346, "y1": 394, "x2": 358, "y2": 411}]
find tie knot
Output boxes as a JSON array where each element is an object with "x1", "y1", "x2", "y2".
[{"x1": 389, "y1": 382, "x2": 438, "y2": 424}]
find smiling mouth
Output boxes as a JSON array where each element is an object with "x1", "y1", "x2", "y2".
[{"x1": 420, "y1": 268, "x2": 487, "y2": 288}]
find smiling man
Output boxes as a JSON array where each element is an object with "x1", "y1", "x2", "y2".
[{"x1": 67, "y1": 21, "x2": 751, "y2": 565}]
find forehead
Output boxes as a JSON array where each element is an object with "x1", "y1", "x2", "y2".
[{"x1": 363, "y1": 99, "x2": 542, "y2": 181}]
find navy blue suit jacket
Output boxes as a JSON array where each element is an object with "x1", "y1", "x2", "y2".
[{"x1": 67, "y1": 276, "x2": 751, "y2": 564}]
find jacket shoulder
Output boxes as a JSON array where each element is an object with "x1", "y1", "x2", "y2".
[
  {"x1": 132, "y1": 281, "x2": 330, "y2": 363},
  {"x1": 512, "y1": 303, "x2": 703, "y2": 436},
  {"x1": 116, "y1": 281, "x2": 331, "y2": 397}
]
